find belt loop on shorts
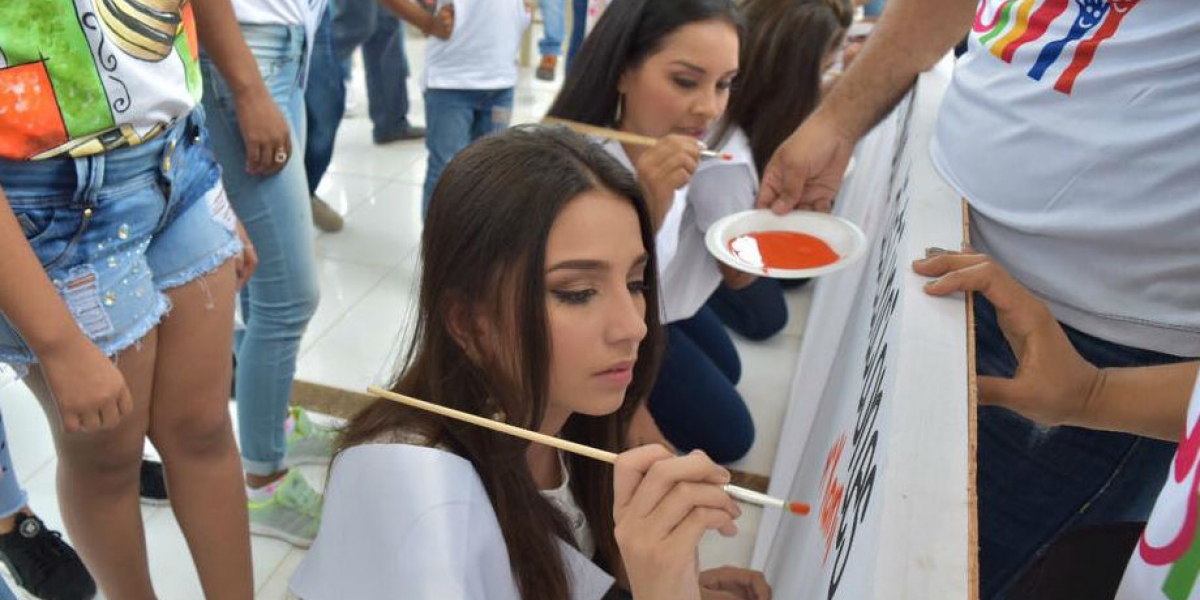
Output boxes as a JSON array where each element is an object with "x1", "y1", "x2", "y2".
[{"x1": 72, "y1": 154, "x2": 105, "y2": 213}]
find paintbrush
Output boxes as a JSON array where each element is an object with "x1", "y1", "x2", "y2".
[
  {"x1": 366, "y1": 385, "x2": 811, "y2": 517},
  {"x1": 542, "y1": 117, "x2": 735, "y2": 161}
]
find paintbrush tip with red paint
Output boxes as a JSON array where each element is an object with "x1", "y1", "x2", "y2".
[{"x1": 723, "y1": 485, "x2": 810, "y2": 517}]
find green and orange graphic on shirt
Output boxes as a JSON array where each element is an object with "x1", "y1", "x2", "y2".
[
  {"x1": 0, "y1": 0, "x2": 201, "y2": 160},
  {"x1": 973, "y1": 0, "x2": 1141, "y2": 94},
  {"x1": 1140, "y1": 418, "x2": 1200, "y2": 600}
]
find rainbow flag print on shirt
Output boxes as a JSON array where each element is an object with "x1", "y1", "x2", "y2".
[{"x1": 972, "y1": 0, "x2": 1141, "y2": 95}]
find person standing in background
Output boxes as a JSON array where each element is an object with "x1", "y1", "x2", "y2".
[
  {"x1": 304, "y1": 4, "x2": 348, "y2": 233},
  {"x1": 419, "y1": 0, "x2": 527, "y2": 212},
  {"x1": 535, "y1": 0, "x2": 566, "y2": 81},
  {"x1": 0, "y1": 0, "x2": 270, "y2": 595},
  {"x1": 304, "y1": 0, "x2": 452, "y2": 233},
  {"x1": 332, "y1": 0, "x2": 425, "y2": 145}
]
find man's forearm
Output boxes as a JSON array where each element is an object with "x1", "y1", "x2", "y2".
[
  {"x1": 1077, "y1": 362, "x2": 1200, "y2": 443},
  {"x1": 379, "y1": 0, "x2": 436, "y2": 33},
  {"x1": 820, "y1": 0, "x2": 976, "y2": 140}
]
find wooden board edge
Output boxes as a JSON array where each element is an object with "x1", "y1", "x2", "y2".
[{"x1": 962, "y1": 198, "x2": 980, "y2": 600}]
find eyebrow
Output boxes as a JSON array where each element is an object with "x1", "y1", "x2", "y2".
[
  {"x1": 547, "y1": 260, "x2": 609, "y2": 274},
  {"x1": 547, "y1": 253, "x2": 650, "y2": 274},
  {"x1": 670, "y1": 60, "x2": 738, "y2": 78}
]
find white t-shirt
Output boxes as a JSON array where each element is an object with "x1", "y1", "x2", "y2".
[
  {"x1": 423, "y1": 0, "x2": 530, "y2": 91},
  {"x1": 930, "y1": 0, "x2": 1200, "y2": 356},
  {"x1": 289, "y1": 443, "x2": 614, "y2": 600},
  {"x1": 230, "y1": 0, "x2": 307, "y2": 26},
  {"x1": 601, "y1": 133, "x2": 757, "y2": 324},
  {"x1": 1116, "y1": 378, "x2": 1200, "y2": 599}
]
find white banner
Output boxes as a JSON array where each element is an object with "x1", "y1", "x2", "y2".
[{"x1": 752, "y1": 58, "x2": 973, "y2": 599}]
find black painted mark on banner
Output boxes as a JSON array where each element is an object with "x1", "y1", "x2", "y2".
[{"x1": 827, "y1": 168, "x2": 911, "y2": 600}]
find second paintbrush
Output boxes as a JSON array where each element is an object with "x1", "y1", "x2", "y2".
[{"x1": 542, "y1": 117, "x2": 735, "y2": 161}]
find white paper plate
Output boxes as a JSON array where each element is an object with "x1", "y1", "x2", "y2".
[{"x1": 705, "y1": 209, "x2": 867, "y2": 278}]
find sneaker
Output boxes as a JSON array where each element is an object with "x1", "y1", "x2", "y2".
[
  {"x1": 310, "y1": 195, "x2": 344, "y2": 233},
  {"x1": 248, "y1": 470, "x2": 322, "y2": 548},
  {"x1": 373, "y1": 126, "x2": 426, "y2": 145},
  {"x1": 139, "y1": 459, "x2": 169, "y2": 507},
  {"x1": 284, "y1": 407, "x2": 337, "y2": 468},
  {"x1": 0, "y1": 514, "x2": 97, "y2": 600},
  {"x1": 536, "y1": 54, "x2": 557, "y2": 81}
]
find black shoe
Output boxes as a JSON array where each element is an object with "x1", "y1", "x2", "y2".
[
  {"x1": 0, "y1": 514, "x2": 96, "y2": 600},
  {"x1": 373, "y1": 126, "x2": 425, "y2": 144},
  {"x1": 139, "y1": 459, "x2": 169, "y2": 507}
]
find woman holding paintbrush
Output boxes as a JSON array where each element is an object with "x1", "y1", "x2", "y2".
[
  {"x1": 704, "y1": 0, "x2": 852, "y2": 339},
  {"x1": 547, "y1": 0, "x2": 756, "y2": 463},
  {"x1": 290, "y1": 127, "x2": 769, "y2": 599}
]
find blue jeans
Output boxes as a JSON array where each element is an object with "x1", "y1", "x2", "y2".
[
  {"x1": 568, "y1": 0, "x2": 588, "y2": 72},
  {"x1": 201, "y1": 25, "x2": 321, "y2": 477},
  {"x1": 332, "y1": 0, "x2": 414, "y2": 142},
  {"x1": 539, "y1": 0, "x2": 566, "y2": 56},
  {"x1": 304, "y1": 4, "x2": 345, "y2": 194},
  {"x1": 0, "y1": 108, "x2": 239, "y2": 367},
  {"x1": 0, "y1": 408, "x2": 28, "y2": 520},
  {"x1": 974, "y1": 294, "x2": 1191, "y2": 599},
  {"x1": 706, "y1": 278, "x2": 788, "y2": 341},
  {"x1": 422, "y1": 88, "x2": 514, "y2": 210},
  {"x1": 649, "y1": 307, "x2": 754, "y2": 463},
  {"x1": 0, "y1": 406, "x2": 29, "y2": 599}
]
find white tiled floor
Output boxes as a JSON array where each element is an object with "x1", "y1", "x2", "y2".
[{"x1": 0, "y1": 28, "x2": 811, "y2": 600}]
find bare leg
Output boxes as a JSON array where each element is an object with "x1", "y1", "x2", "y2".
[
  {"x1": 26, "y1": 336, "x2": 158, "y2": 600},
  {"x1": 146, "y1": 261, "x2": 253, "y2": 600}
]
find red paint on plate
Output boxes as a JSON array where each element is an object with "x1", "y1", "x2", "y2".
[{"x1": 727, "y1": 231, "x2": 839, "y2": 271}]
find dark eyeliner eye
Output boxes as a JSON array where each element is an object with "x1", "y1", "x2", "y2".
[
  {"x1": 627, "y1": 280, "x2": 649, "y2": 295},
  {"x1": 673, "y1": 77, "x2": 698, "y2": 89},
  {"x1": 717, "y1": 80, "x2": 733, "y2": 91},
  {"x1": 552, "y1": 289, "x2": 597, "y2": 305}
]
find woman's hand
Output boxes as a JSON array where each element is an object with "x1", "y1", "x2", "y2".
[
  {"x1": 38, "y1": 336, "x2": 133, "y2": 433},
  {"x1": 614, "y1": 445, "x2": 741, "y2": 600},
  {"x1": 912, "y1": 250, "x2": 1101, "y2": 426},
  {"x1": 634, "y1": 135, "x2": 703, "y2": 230},
  {"x1": 234, "y1": 87, "x2": 292, "y2": 176},
  {"x1": 700, "y1": 566, "x2": 771, "y2": 599},
  {"x1": 234, "y1": 220, "x2": 258, "y2": 291}
]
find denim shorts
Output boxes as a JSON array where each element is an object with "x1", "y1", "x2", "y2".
[{"x1": 0, "y1": 105, "x2": 241, "y2": 368}]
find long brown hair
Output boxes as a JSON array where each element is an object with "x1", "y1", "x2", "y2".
[
  {"x1": 716, "y1": 0, "x2": 853, "y2": 176},
  {"x1": 338, "y1": 126, "x2": 664, "y2": 600}
]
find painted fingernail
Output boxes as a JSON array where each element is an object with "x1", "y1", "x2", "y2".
[{"x1": 925, "y1": 247, "x2": 952, "y2": 257}]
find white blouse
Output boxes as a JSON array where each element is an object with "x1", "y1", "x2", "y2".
[{"x1": 289, "y1": 442, "x2": 614, "y2": 600}]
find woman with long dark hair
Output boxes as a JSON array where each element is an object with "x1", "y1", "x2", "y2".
[
  {"x1": 702, "y1": 0, "x2": 852, "y2": 337},
  {"x1": 289, "y1": 126, "x2": 769, "y2": 600},
  {"x1": 548, "y1": 0, "x2": 758, "y2": 462}
]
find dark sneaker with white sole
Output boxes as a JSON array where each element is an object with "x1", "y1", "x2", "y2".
[
  {"x1": 0, "y1": 514, "x2": 96, "y2": 600},
  {"x1": 138, "y1": 459, "x2": 169, "y2": 507}
]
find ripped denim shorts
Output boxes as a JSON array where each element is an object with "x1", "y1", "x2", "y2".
[{"x1": 0, "y1": 105, "x2": 241, "y2": 369}]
